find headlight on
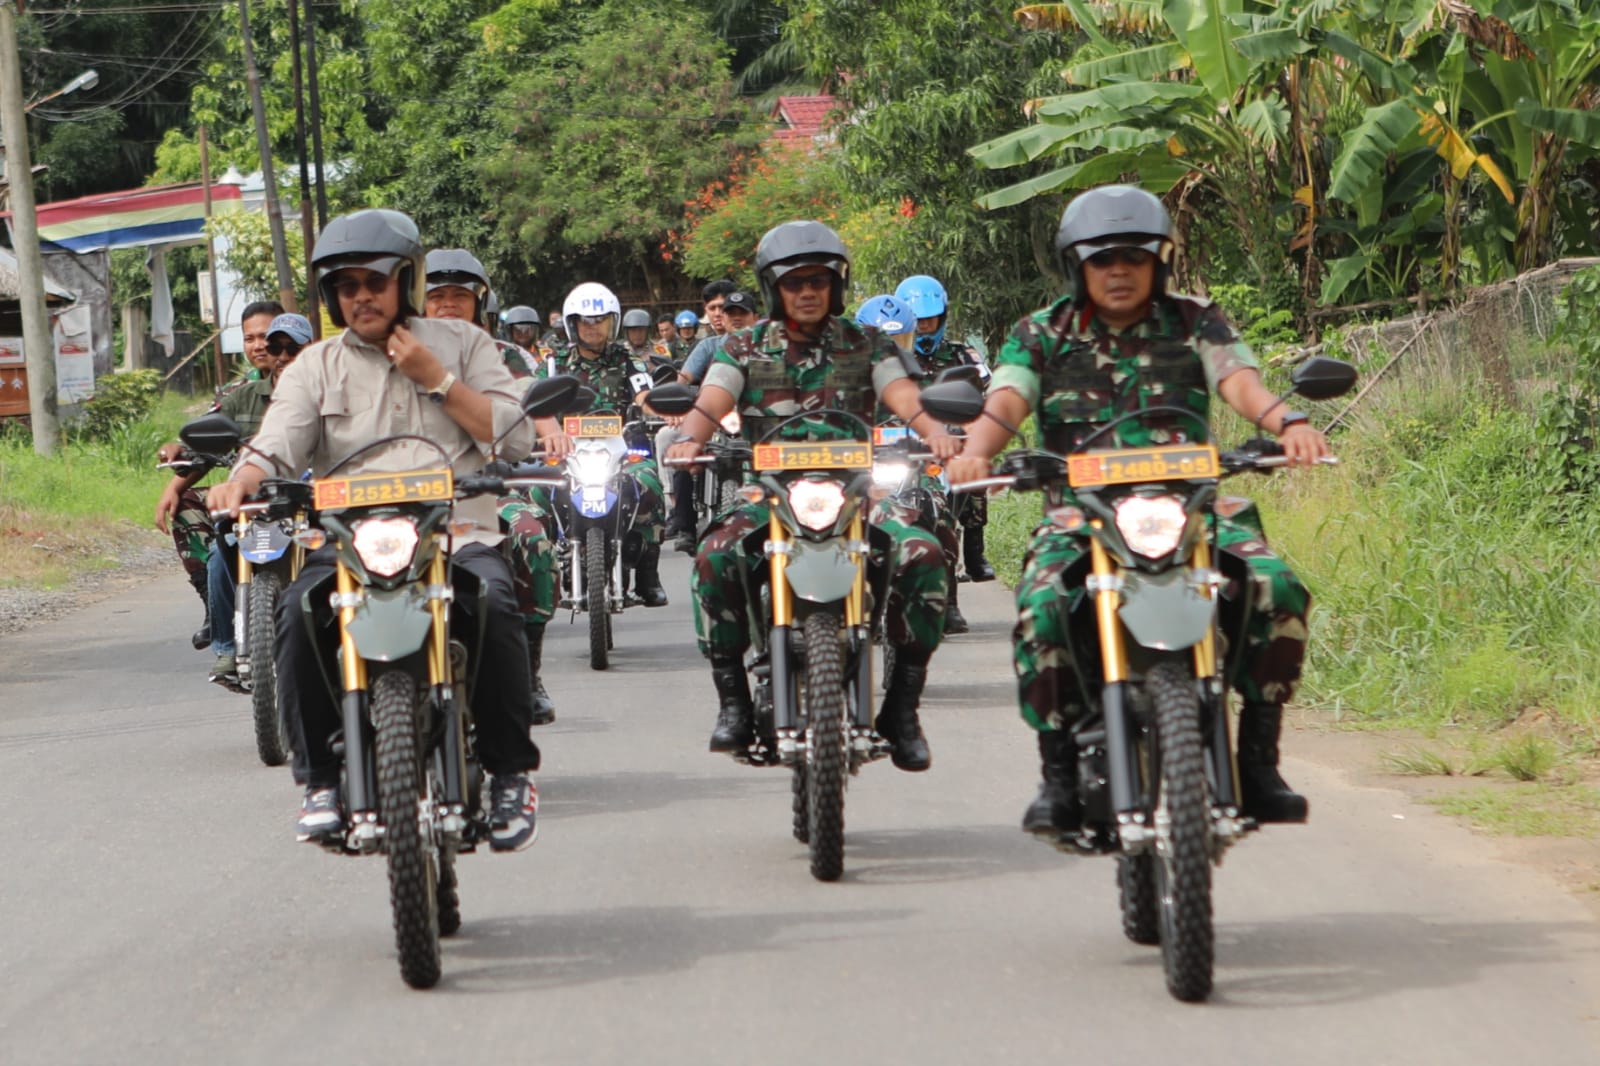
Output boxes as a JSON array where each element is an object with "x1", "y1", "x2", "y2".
[
  {"x1": 1114, "y1": 495, "x2": 1188, "y2": 559},
  {"x1": 352, "y1": 517, "x2": 420, "y2": 577},
  {"x1": 786, "y1": 480, "x2": 848, "y2": 532},
  {"x1": 720, "y1": 411, "x2": 741, "y2": 434},
  {"x1": 567, "y1": 451, "x2": 613, "y2": 487},
  {"x1": 872, "y1": 460, "x2": 909, "y2": 490}
]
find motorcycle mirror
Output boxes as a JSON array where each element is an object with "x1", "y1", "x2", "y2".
[
  {"x1": 1290, "y1": 356, "x2": 1359, "y2": 401},
  {"x1": 567, "y1": 385, "x2": 599, "y2": 413},
  {"x1": 918, "y1": 381, "x2": 985, "y2": 425},
  {"x1": 644, "y1": 382, "x2": 699, "y2": 417},
  {"x1": 179, "y1": 412, "x2": 244, "y2": 455},
  {"x1": 650, "y1": 363, "x2": 680, "y2": 386},
  {"x1": 934, "y1": 364, "x2": 982, "y2": 386},
  {"x1": 521, "y1": 374, "x2": 582, "y2": 418}
]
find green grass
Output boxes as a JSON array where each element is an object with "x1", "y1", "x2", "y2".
[{"x1": 1429, "y1": 784, "x2": 1600, "y2": 837}]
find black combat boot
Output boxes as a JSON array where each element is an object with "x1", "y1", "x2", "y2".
[
  {"x1": 1237, "y1": 701, "x2": 1308, "y2": 823},
  {"x1": 708, "y1": 656, "x2": 754, "y2": 753},
  {"x1": 526, "y1": 623, "x2": 555, "y2": 726},
  {"x1": 962, "y1": 525, "x2": 995, "y2": 582},
  {"x1": 634, "y1": 545, "x2": 669, "y2": 607},
  {"x1": 875, "y1": 653, "x2": 931, "y2": 772},
  {"x1": 188, "y1": 570, "x2": 211, "y2": 650},
  {"x1": 943, "y1": 576, "x2": 969, "y2": 635},
  {"x1": 1021, "y1": 729, "x2": 1080, "y2": 836}
]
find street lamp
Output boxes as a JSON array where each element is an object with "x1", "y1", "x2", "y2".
[{"x1": 24, "y1": 68, "x2": 98, "y2": 113}]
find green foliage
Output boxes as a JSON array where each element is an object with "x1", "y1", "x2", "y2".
[
  {"x1": 73, "y1": 371, "x2": 163, "y2": 443},
  {"x1": 1207, "y1": 283, "x2": 1300, "y2": 352},
  {"x1": 1534, "y1": 267, "x2": 1600, "y2": 497},
  {"x1": 207, "y1": 211, "x2": 306, "y2": 305}
]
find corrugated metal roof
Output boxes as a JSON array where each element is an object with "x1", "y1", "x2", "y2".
[{"x1": 0, "y1": 244, "x2": 76, "y2": 304}]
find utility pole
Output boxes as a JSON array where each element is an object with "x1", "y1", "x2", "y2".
[
  {"x1": 285, "y1": 0, "x2": 318, "y2": 333},
  {"x1": 238, "y1": 0, "x2": 297, "y2": 312},
  {"x1": 0, "y1": 1, "x2": 60, "y2": 455},
  {"x1": 199, "y1": 126, "x2": 228, "y2": 387},
  {"x1": 303, "y1": 0, "x2": 328, "y2": 231}
]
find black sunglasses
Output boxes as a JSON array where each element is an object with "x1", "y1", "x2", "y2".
[
  {"x1": 1085, "y1": 247, "x2": 1155, "y2": 269},
  {"x1": 777, "y1": 273, "x2": 832, "y2": 294},
  {"x1": 266, "y1": 339, "x2": 303, "y2": 357},
  {"x1": 329, "y1": 273, "x2": 395, "y2": 300}
]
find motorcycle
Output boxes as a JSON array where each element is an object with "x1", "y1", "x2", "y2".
[
  {"x1": 693, "y1": 410, "x2": 751, "y2": 532},
  {"x1": 922, "y1": 356, "x2": 1358, "y2": 1003},
  {"x1": 654, "y1": 383, "x2": 912, "y2": 883},
  {"x1": 269, "y1": 375, "x2": 577, "y2": 989}
]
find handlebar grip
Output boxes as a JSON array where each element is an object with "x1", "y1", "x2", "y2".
[
  {"x1": 951, "y1": 476, "x2": 1017, "y2": 494},
  {"x1": 664, "y1": 456, "x2": 715, "y2": 466}
]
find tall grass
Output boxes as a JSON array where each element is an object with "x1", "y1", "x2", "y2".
[{"x1": 982, "y1": 329, "x2": 1600, "y2": 741}]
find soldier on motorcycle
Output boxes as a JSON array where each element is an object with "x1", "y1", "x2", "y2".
[
  {"x1": 424, "y1": 249, "x2": 567, "y2": 725},
  {"x1": 895, "y1": 274, "x2": 995, "y2": 585},
  {"x1": 554, "y1": 282, "x2": 670, "y2": 607},
  {"x1": 944, "y1": 185, "x2": 1329, "y2": 834},
  {"x1": 502, "y1": 306, "x2": 544, "y2": 362},
  {"x1": 209, "y1": 208, "x2": 561, "y2": 852},
  {"x1": 665, "y1": 221, "x2": 959, "y2": 771}
]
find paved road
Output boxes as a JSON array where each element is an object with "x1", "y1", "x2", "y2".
[{"x1": 3, "y1": 556, "x2": 1599, "y2": 1065}]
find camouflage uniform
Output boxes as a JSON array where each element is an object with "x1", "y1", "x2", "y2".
[
  {"x1": 692, "y1": 317, "x2": 948, "y2": 659},
  {"x1": 167, "y1": 378, "x2": 276, "y2": 583},
  {"x1": 992, "y1": 293, "x2": 1308, "y2": 731},
  {"x1": 555, "y1": 343, "x2": 666, "y2": 547},
  {"x1": 494, "y1": 341, "x2": 557, "y2": 626}
]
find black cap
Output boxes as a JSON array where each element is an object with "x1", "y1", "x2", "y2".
[{"x1": 723, "y1": 291, "x2": 757, "y2": 314}]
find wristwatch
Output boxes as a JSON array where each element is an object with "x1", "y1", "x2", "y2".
[
  {"x1": 1277, "y1": 411, "x2": 1310, "y2": 434},
  {"x1": 427, "y1": 371, "x2": 457, "y2": 405}
]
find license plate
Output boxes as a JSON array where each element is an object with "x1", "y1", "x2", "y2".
[
  {"x1": 1067, "y1": 444, "x2": 1220, "y2": 488},
  {"x1": 313, "y1": 469, "x2": 453, "y2": 510},
  {"x1": 752, "y1": 441, "x2": 871, "y2": 472},
  {"x1": 564, "y1": 414, "x2": 623, "y2": 438}
]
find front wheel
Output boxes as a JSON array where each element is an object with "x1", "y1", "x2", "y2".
[
  {"x1": 248, "y1": 571, "x2": 288, "y2": 767},
  {"x1": 1117, "y1": 855, "x2": 1159, "y2": 945},
  {"x1": 373, "y1": 670, "x2": 441, "y2": 989},
  {"x1": 586, "y1": 526, "x2": 609, "y2": 670},
  {"x1": 802, "y1": 612, "x2": 848, "y2": 882},
  {"x1": 1148, "y1": 660, "x2": 1214, "y2": 1002}
]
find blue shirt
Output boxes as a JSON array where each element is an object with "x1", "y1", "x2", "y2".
[{"x1": 682, "y1": 333, "x2": 728, "y2": 384}]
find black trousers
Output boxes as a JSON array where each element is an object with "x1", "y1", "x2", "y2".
[{"x1": 278, "y1": 542, "x2": 541, "y2": 788}]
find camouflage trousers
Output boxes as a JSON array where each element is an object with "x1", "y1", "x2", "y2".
[
  {"x1": 1014, "y1": 516, "x2": 1310, "y2": 732},
  {"x1": 499, "y1": 488, "x2": 557, "y2": 627},
  {"x1": 691, "y1": 500, "x2": 948, "y2": 659},
  {"x1": 632, "y1": 463, "x2": 666, "y2": 548},
  {"x1": 170, "y1": 486, "x2": 214, "y2": 589}
]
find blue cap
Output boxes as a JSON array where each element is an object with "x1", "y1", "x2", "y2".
[{"x1": 266, "y1": 313, "x2": 314, "y2": 346}]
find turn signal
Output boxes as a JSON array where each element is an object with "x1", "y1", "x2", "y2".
[
  {"x1": 447, "y1": 519, "x2": 481, "y2": 537},
  {"x1": 293, "y1": 529, "x2": 328, "y2": 550},
  {"x1": 1046, "y1": 505, "x2": 1086, "y2": 531},
  {"x1": 1215, "y1": 495, "x2": 1251, "y2": 518},
  {"x1": 737, "y1": 484, "x2": 765, "y2": 504}
]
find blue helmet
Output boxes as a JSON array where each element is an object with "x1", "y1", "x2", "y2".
[
  {"x1": 854, "y1": 294, "x2": 914, "y2": 336},
  {"x1": 894, "y1": 274, "x2": 948, "y2": 356},
  {"x1": 675, "y1": 310, "x2": 699, "y2": 329}
]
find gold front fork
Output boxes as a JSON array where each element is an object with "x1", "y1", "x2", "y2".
[
  {"x1": 844, "y1": 510, "x2": 865, "y2": 629},
  {"x1": 427, "y1": 542, "x2": 449, "y2": 686},
  {"x1": 1088, "y1": 524, "x2": 1128, "y2": 683},
  {"x1": 769, "y1": 509, "x2": 792, "y2": 626},
  {"x1": 335, "y1": 558, "x2": 367, "y2": 693},
  {"x1": 1191, "y1": 536, "x2": 1218, "y2": 680}
]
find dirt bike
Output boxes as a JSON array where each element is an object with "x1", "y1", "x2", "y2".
[
  {"x1": 270, "y1": 375, "x2": 577, "y2": 989},
  {"x1": 924, "y1": 356, "x2": 1357, "y2": 1003},
  {"x1": 654, "y1": 384, "x2": 902, "y2": 882},
  {"x1": 693, "y1": 410, "x2": 751, "y2": 531}
]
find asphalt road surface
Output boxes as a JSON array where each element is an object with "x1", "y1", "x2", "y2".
[{"x1": 4, "y1": 555, "x2": 1599, "y2": 1065}]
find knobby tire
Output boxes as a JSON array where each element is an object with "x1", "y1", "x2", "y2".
[
  {"x1": 1118, "y1": 854, "x2": 1159, "y2": 945},
  {"x1": 586, "y1": 526, "x2": 608, "y2": 671},
  {"x1": 1148, "y1": 660, "x2": 1214, "y2": 1002},
  {"x1": 803, "y1": 612, "x2": 847, "y2": 882},
  {"x1": 248, "y1": 571, "x2": 288, "y2": 767},
  {"x1": 373, "y1": 670, "x2": 441, "y2": 989}
]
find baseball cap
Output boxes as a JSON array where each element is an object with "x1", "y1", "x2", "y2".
[
  {"x1": 266, "y1": 313, "x2": 314, "y2": 346},
  {"x1": 722, "y1": 291, "x2": 757, "y2": 314}
]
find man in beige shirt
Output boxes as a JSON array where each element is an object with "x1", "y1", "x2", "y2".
[{"x1": 210, "y1": 209, "x2": 552, "y2": 852}]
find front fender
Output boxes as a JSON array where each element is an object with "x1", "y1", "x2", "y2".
[
  {"x1": 784, "y1": 538, "x2": 860, "y2": 604},
  {"x1": 345, "y1": 584, "x2": 434, "y2": 662},
  {"x1": 1117, "y1": 568, "x2": 1215, "y2": 651}
]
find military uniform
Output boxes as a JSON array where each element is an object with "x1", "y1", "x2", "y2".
[
  {"x1": 493, "y1": 342, "x2": 557, "y2": 627},
  {"x1": 168, "y1": 377, "x2": 278, "y2": 586},
  {"x1": 692, "y1": 317, "x2": 948, "y2": 659},
  {"x1": 992, "y1": 293, "x2": 1308, "y2": 731},
  {"x1": 554, "y1": 343, "x2": 666, "y2": 549}
]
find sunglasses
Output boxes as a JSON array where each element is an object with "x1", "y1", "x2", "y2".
[
  {"x1": 266, "y1": 339, "x2": 303, "y2": 357},
  {"x1": 1084, "y1": 247, "x2": 1155, "y2": 269},
  {"x1": 575, "y1": 314, "x2": 612, "y2": 325},
  {"x1": 777, "y1": 273, "x2": 833, "y2": 294},
  {"x1": 329, "y1": 273, "x2": 396, "y2": 300}
]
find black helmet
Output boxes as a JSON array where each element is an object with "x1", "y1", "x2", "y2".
[
  {"x1": 424, "y1": 248, "x2": 492, "y2": 324},
  {"x1": 755, "y1": 220, "x2": 851, "y2": 318},
  {"x1": 311, "y1": 209, "x2": 426, "y2": 327},
  {"x1": 1054, "y1": 185, "x2": 1173, "y2": 300},
  {"x1": 621, "y1": 308, "x2": 653, "y2": 331},
  {"x1": 502, "y1": 305, "x2": 541, "y2": 328}
]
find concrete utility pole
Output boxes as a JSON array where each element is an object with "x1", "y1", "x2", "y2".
[
  {"x1": 238, "y1": 0, "x2": 297, "y2": 312},
  {"x1": 0, "y1": 1, "x2": 60, "y2": 455}
]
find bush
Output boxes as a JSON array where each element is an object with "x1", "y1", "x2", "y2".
[{"x1": 75, "y1": 370, "x2": 163, "y2": 442}]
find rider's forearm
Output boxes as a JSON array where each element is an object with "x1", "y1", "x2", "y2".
[
  {"x1": 438, "y1": 381, "x2": 497, "y2": 442},
  {"x1": 958, "y1": 389, "x2": 1029, "y2": 460},
  {"x1": 680, "y1": 385, "x2": 735, "y2": 445}
]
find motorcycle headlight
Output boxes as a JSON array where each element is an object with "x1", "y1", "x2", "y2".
[
  {"x1": 872, "y1": 460, "x2": 910, "y2": 490},
  {"x1": 786, "y1": 479, "x2": 848, "y2": 532},
  {"x1": 1114, "y1": 495, "x2": 1188, "y2": 559},
  {"x1": 720, "y1": 411, "x2": 741, "y2": 434},
  {"x1": 567, "y1": 451, "x2": 613, "y2": 487},
  {"x1": 351, "y1": 516, "x2": 420, "y2": 577}
]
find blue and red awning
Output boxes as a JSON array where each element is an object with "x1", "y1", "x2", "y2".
[{"x1": 16, "y1": 181, "x2": 243, "y2": 253}]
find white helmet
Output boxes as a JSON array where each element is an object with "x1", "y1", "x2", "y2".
[{"x1": 562, "y1": 282, "x2": 621, "y2": 347}]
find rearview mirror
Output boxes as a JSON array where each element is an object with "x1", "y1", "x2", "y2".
[
  {"x1": 918, "y1": 381, "x2": 985, "y2": 426},
  {"x1": 179, "y1": 412, "x2": 243, "y2": 455},
  {"x1": 645, "y1": 382, "x2": 699, "y2": 417},
  {"x1": 1290, "y1": 357, "x2": 1358, "y2": 402},
  {"x1": 934, "y1": 364, "x2": 981, "y2": 386},
  {"x1": 567, "y1": 385, "x2": 598, "y2": 414},
  {"x1": 521, "y1": 374, "x2": 582, "y2": 419},
  {"x1": 650, "y1": 363, "x2": 680, "y2": 385}
]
